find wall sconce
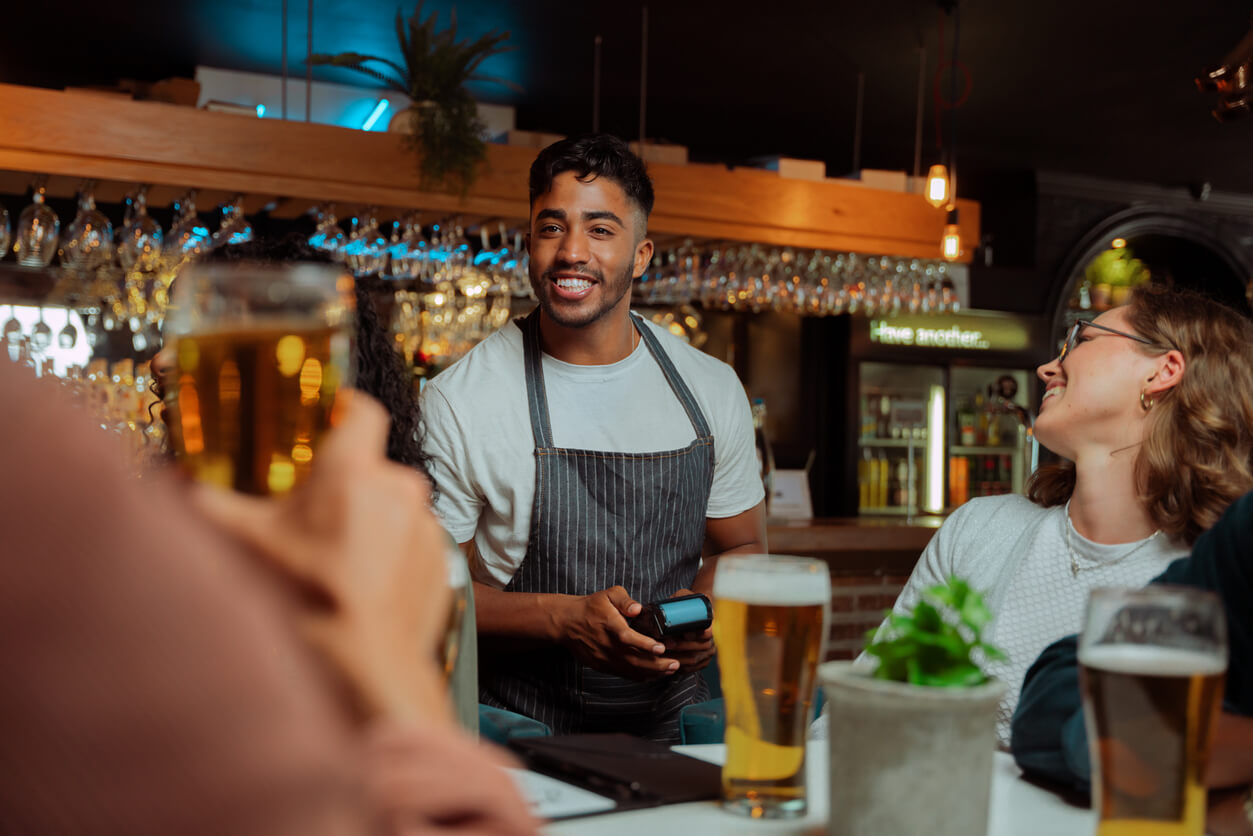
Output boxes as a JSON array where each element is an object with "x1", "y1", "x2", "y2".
[
  {"x1": 926, "y1": 164, "x2": 950, "y2": 208},
  {"x1": 941, "y1": 207, "x2": 962, "y2": 261}
]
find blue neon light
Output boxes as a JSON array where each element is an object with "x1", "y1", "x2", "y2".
[
  {"x1": 361, "y1": 99, "x2": 390, "y2": 131},
  {"x1": 256, "y1": 104, "x2": 266, "y2": 118}
]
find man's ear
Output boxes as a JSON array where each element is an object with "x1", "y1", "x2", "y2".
[
  {"x1": 633, "y1": 236, "x2": 654, "y2": 279},
  {"x1": 1145, "y1": 349, "x2": 1186, "y2": 396}
]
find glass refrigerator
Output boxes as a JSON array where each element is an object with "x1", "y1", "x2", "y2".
[{"x1": 848, "y1": 310, "x2": 1051, "y2": 518}]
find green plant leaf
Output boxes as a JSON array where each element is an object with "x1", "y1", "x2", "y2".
[
  {"x1": 861, "y1": 576, "x2": 1007, "y2": 688},
  {"x1": 913, "y1": 600, "x2": 943, "y2": 633}
]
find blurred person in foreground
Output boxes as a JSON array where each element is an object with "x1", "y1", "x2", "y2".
[
  {"x1": 1011, "y1": 489, "x2": 1253, "y2": 835},
  {"x1": 150, "y1": 238, "x2": 481, "y2": 734},
  {"x1": 814, "y1": 283, "x2": 1253, "y2": 744},
  {"x1": 420, "y1": 135, "x2": 766, "y2": 742},
  {"x1": 0, "y1": 360, "x2": 535, "y2": 835}
]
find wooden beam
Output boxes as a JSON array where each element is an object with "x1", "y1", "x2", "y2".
[{"x1": 0, "y1": 84, "x2": 978, "y2": 262}]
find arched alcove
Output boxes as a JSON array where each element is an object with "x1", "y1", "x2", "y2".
[{"x1": 1047, "y1": 206, "x2": 1253, "y2": 344}]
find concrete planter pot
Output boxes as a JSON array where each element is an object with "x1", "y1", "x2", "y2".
[{"x1": 819, "y1": 661, "x2": 1007, "y2": 836}]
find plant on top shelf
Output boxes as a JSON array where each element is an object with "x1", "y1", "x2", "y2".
[
  {"x1": 863, "y1": 576, "x2": 1006, "y2": 687},
  {"x1": 310, "y1": 2, "x2": 520, "y2": 193}
]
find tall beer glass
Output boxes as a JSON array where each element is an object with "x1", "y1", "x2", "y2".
[
  {"x1": 713, "y1": 554, "x2": 829, "y2": 819},
  {"x1": 164, "y1": 263, "x2": 355, "y2": 495},
  {"x1": 1079, "y1": 586, "x2": 1227, "y2": 836}
]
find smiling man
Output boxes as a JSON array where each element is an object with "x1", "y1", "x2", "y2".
[{"x1": 420, "y1": 134, "x2": 766, "y2": 742}]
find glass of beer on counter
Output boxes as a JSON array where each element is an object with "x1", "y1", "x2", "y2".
[
  {"x1": 164, "y1": 262, "x2": 355, "y2": 495},
  {"x1": 712, "y1": 554, "x2": 830, "y2": 819},
  {"x1": 1079, "y1": 586, "x2": 1227, "y2": 836}
]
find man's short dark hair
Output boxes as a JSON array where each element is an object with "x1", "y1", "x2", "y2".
[{"x1": 528, "y1": 134, "x2": 655, "y2": 221}]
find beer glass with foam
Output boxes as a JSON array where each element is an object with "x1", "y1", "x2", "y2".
[
  {"x1": 164, "y1": 262, "x2": 355, "y2": 495},
  {"x1": 1079, "y1": 586, "x2": 1227, "y2": 836},
  {"x1": 712, "y1": 555, "x2": 830, "y2": 819}
]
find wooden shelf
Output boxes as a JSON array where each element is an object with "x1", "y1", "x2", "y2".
[{"x1": 0, "y1": 84, "x2": 979, "y2": 261}]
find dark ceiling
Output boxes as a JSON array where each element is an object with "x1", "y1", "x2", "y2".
[{"x1": 4, "y1": 0, "x2": 1253, "y2": 194}]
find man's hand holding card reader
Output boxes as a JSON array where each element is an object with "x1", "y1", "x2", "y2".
[{"x1": 629, "y1": 593, "x2": 713, "y2": 640}]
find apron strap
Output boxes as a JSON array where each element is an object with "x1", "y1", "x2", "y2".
[
  {"x1": 518, "y1": 311, "x2": 554, "y2": 449},
  {"x1": 518, "y1": 310, "x2": 714, "y2": 447},
  {"x1": 631, "y1": 313, "x2": 713, "y2": 439}
]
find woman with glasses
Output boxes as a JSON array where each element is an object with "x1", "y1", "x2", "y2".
[{"x1": 826, "y1": 283, "x2": 1253, "y2": 745}]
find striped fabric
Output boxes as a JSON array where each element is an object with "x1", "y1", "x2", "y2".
[{"x1": 479, "y1": 312, "x2": 715, "y2": 742}]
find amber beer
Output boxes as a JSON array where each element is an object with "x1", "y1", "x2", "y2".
[
  {"x1": 713, "y1": 555, "x2": 829, "y2": 819},
  {"x1": 172, "y1": 322, "x2": 349, "y2": 495},
  {"x1": 1080, "y1": 645, "x2": 1225, "y2": 836}
]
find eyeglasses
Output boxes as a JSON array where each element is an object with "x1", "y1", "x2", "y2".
[{"x1": 1057, "y1": 320, "x2": 1171, "y2": 365}]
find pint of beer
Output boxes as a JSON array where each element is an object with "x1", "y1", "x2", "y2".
[
  {"x1": 1079, "y1": 586, "x2": 1227, "y2": 836},
  {"x1": 712, "y1": 555, "x2": 829, "y2": 819},
  {"x1": 165, "y1": 263, "x2": 355, "y2": 495}
]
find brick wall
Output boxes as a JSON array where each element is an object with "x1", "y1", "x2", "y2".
[{"x1": 825, "y1": 574, "x2": 909, "y2": 660}]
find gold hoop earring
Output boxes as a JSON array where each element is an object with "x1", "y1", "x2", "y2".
[{"x1": 1140, "y1": 390, "x2": 1154, "y2": 412}]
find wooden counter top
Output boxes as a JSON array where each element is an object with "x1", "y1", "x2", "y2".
[{"x1": 766, "y1": 517, "x2": 942, "y2": 576}]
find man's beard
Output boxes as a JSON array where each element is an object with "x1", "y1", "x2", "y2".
[{"x1": 530, "y1": 262, "x2": 635, "y2": 329}]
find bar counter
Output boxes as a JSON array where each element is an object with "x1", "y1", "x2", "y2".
[
  {"x1": 767, "y1": 515, "x2": 942, "y2": 575},
  {"x1": 766, "y1": 516, "x2": 944, "y2": 657}
]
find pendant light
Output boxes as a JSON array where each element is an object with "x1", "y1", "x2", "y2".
[
  {"x1": 934, "y1": 1, "x2": 965, "y2": 259},
  {"x1": 941, "y1": 207, "x2": 962, "y2": 261},
  {"x1": 925, "y1": 163, "x2": 950, "y2": 207}
]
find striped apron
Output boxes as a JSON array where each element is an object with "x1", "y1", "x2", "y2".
[{"x1": 479, "y1": 311, "x2": 714, "y2": 742}]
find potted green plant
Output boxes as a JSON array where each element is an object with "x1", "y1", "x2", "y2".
[
  {"x1": 1084, "y1": 245, "x2": 1150, "y2": 309},
  {"x1": 310, "y1": 2, "x2": 520, "y2": 192},
  {"x1": 819, "y1": 577, "x2": 1007, "y2": 836}
]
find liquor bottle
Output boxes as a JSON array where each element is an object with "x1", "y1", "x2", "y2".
[
  {"x1": 986, "y1": 394, "x2": 1003, "y2": 447},
  {"x1": 876, "y1": 395, "x2": 892, "y2": 439},
  {"x1": 859, "y1": 397, "x2": 876, "y2": 440},
  {"x1": 894, "y1": 460, "x2": 909, "y2": 507},
  {"x1": 955, "y1": 456, "x2": 969, "y2": 507},
  {"x1": 876, "y1": 451, "x2": 890, "y2": 507},
  {"x1": 859, "y1": 448, "x2": 872, "y2": 509},
  {"x1": 957, "y1": 397, "x2": 976, "y2": 446}
]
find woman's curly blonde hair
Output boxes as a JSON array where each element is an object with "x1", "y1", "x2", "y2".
[{"x1": 1027, "y1": 283, "x2": 1253, "y2": 544}]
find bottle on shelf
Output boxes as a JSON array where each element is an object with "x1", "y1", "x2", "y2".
[
  {"x1": 875, "y1": 450, "x2": 890, "y2": 507},
  {"x1": 893, "y1": 459, "x2": 908, "y2": 507},
  {"x1": 985, "y1": 385, "x2": 1003, "y2": 447},
  {"x1": 876, "y1": 395, "x2": 892, "y2": 439},
  {"x1": 859, "y1": 448, "x2": 872, "y2": 508},
  {"x1": 948, "y1": 455, "x2": 969, "y2": 508},
  {"x1": 999, "y1": 454, "x2": 1013, "y2": 491},
  {"x1": 973, "y1": 391, "x2": 988, "y2": 445},
  {"x1": 957, "y1": 397, "x2": 976, "y2": 446},
  {"x1": 859, "y1": 396, "x2": 876, "y2": 440}
]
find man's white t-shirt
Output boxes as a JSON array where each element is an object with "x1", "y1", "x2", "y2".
[{"x1": 420, "y1": 316, "x2": 764, "y2": 589}]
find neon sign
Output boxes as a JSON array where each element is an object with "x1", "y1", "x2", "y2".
[{"x1": 869, "y1": 320, "x2": 992, "y2": 350}]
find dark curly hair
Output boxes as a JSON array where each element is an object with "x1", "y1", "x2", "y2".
[
  {"x1": 528, "y1": 134, "x2": 655, "y2": 228},
  {"x1": 195, "y1": 235, "x2": 428, "y2": 476}
]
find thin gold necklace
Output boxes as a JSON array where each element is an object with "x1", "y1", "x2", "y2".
[{"x1": 1063, "y1": 500, "x2": 1161, "y2": 578}]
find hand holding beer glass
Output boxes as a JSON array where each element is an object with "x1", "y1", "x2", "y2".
[
  {"x1": 164, "y1": 262, "x2": 355, "y2": 495},
  {"x1": 713, "y1": 555, "x2": 829, "y2": 819},
  {"x1": 1080, "y1": 586, "x2": 1227, "y2": 836}
]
